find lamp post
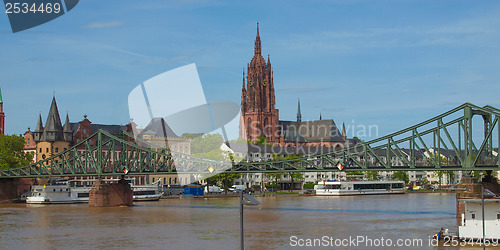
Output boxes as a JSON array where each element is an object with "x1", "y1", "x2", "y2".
[
  {"x1": 240, "y1": 191, "x2": 261, "y2": 250},
  {"x1": 481, "y1": 185, "x2": 485, "y2": 250}
]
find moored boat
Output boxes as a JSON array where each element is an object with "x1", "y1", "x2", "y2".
[{"x1": 314, "y1": 180, "x2": 406, "y2": 196}]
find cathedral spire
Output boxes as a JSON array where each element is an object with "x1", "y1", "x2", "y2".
[
  {"x1": 254, "y1": 22, "x2": 261, "y2": 55},
  {"x1": 297, "y1": 99, "x2": 302, "y2": 123},
  {"x1": 0, "y1": 87, "x2": 4, "y2": 135}
]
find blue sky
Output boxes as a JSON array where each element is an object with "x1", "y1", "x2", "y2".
[{"x1": 1, "y1": 0, "x2": 500, "y2": 141}]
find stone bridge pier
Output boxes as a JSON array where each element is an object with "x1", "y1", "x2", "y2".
[
  {"x1": 89, "y1": 178, "x2": 133, "y2": 207},
  {"x1": 0, "y1": 178, "x2": 33, "y2": 202}
]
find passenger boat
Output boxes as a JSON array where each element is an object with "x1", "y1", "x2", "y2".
[
  {"x1": 26, "y1": 181, "x2": 92, "y2": 204},
  {"x1": 314, "y1": 180, "x2": 406, "y2": 196},
  {"x1": 132, "y1": 185, "x2": 163, "y2": 201}
]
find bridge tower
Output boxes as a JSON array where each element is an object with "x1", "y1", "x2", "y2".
[{"x1": 240, "y1": 23, "x2": 279, "y2": 142}]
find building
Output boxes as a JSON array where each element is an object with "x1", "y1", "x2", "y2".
[
  {"x1": 23, "y1": 129, "x2": 36, "y2": 163},
  {"x1": 33, "y1": 97, "x2": 72, "y2": 164},
  {"x1": 0, "y1": 87, "x2": 4, "y2": 135},
  {"x1": 240, "y1": 23, "x2": 279, "y2": 143},
  {"x1": 239, "y1": 24, "x2": 345, "y2": 148}
]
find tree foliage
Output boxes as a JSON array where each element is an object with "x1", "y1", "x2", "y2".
[
  {"x1": 190, "y1": 133, "x2": 223, "y2": 154},
  {"x1": 210, "y1": 172, "x2": 242, "y2": 193},
  {"x1": 392, "y1": 171, "x2": 409, "y2": 183},
  {"x1": 364, "y1": 171, "x2": 379, "y2": 180},
  {"x1": 0, "y1": 135, "x2": 33, "y2": 170}
]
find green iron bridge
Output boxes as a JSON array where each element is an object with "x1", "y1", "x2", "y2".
[{"x1": 1, "y1": 103, "x2": 500, "y2": 178}]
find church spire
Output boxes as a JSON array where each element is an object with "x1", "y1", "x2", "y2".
[
  {"x1": 34, "y1": 113, "x2": 43, "y2": 142},
  {"x1": 297, "y1": 99, "x2": 302, "y2": 123},
  {"x1": 342, "y1": 122, "x2": 347, "y2": 140},
  {"x1": 0, "y1": 87, "x2": 4, "y2": 135},
  {"x1": 319, "y1": 113, "x2": 322, "y2": 120},
  {"x1": 254, "y1": 22, "x2": 261, "y2": 55}
]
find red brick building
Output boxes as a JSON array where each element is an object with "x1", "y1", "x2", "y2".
[
  {"x1": 239, "y1": 24, "x2": 345, "y2": 148},
  {"x1": 239, "y1": 23, "x2": 280, "y2": 143},
  {"x1": 0, "y1": 88, "x2": 5, "y2": 135}
]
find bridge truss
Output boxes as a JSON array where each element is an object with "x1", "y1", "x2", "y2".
[{"x1": 1, "y1": 103, "x2": 499, "y2": 178}]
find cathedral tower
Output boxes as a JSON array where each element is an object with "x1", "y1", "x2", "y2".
[
  {"x1": 0, "y1": 88, "x2": 4, "y2": 135},
  {"x1": 240, "y1": 23, "x2": 279, "y2": 142}
]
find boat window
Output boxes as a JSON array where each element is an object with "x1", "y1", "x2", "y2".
[
  {"x1": 497, "y1": 214, "x2": 500, "y2": 220},
  {"x1": 53, "y1": 189, "x2": 56, "y2": 192},
  {"x1": 471, "y1": 214, "x2": 475, "y2": 219}
]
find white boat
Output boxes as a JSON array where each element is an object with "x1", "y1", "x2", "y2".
[
  {"x1": 26, "y1": 181, "x2": 92, "y2": 204},
  {"x1": 458, "y1": 198, "x2": 500, "y2": 241},
  {"x1": 314, "y1": 180, "x2": 406, "y2": 196},
  {"x1": 132, "y1": 185, "x2": 163, "y2": 201}
]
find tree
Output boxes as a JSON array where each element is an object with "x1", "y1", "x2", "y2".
[
  {"x1": 346, "y1": 171, "x2": 363, "y2": 180},
  {"x1": 190, "y1": 133, "x2": 223, "y2": 154},
  {"x1": 0, "y1": 134, "x2": 33, "y2": 170},
  {"x1": 211, "y1": 172, "x2": 242, "y2": 194},
  {"x1": 266, "y1": 172, "x2": 282, "y2": 191},
  {"x1": 255, "y1": 136, "x2": 269, "y2": 145},
  {"x1": 365, "y1": 171, "x2": 379, "y2": 180},
  {"x1": 288, "y1": 172, "x2": 304, "y2": 191},
  {"x1": 392, "y1": 171, "x2": 409, "y2": 183}
]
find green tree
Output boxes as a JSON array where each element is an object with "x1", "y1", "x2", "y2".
[
  {"x1": 365, "y1": 171, "x2": 379, "y2": 180},
  {"x1": 255, "y1": 136, "x2": 269, "y2": 145},
  {"x1": 266, "y1": 172, "x2": 282, "y2": 191},
  {"x1": 288, "y1": 172, "x2": 304, "y2": 191},
  {"x1": 0, "y1": 134, "x2": 33, "y2": 170},
  {"x1": 190, "y1": 133, "x2": 223, "y2": 154},
  {"x1": 346, "y1": 171, "x2": 363, "y2": 180},
  {"x1": 210, "y1": 172, "x2": 242, "y2": 194},
  {"x1": 392, "y1": 171, "x2": 409, "y2": 183}
]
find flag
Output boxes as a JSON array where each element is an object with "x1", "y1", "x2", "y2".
[
  {"x1": 123, "y1": 167, "x2": 129, "y2": 174},
  {"x1": 337, "y1": 162, "x2": 345, "y2": 171}
]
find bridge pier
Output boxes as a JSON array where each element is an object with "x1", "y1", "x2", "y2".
[
  {"x1": 0, "y1": 178, "x2": 34, "y2": 202},
  {"x1": 89, "y1": 179, "x2": 133, "y2": 207}
]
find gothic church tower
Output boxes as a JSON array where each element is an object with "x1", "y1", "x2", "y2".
[
  {"x1": 240, "y1": 23, "x2": 279, "y2": 142},
  {"x1": 0, "y1": 88, "x2": 4, "y2": 135}
]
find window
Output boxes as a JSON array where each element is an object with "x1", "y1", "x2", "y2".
[
  {"x1": 39, "y1": 148, "x2": 42, "y2": 153},
  {"x1": 472, "y1": 214, "x2": 476, "y2": 219},
  {"x1": 497, "y1": 214, "x2": 500, "y2": 220},
  {"x1": 27, "y1": 139, "x2": 30, "y2": 144},
  {"x1": 55, "y1": 148, "x2": 58, "y2": 153},
  {"x1": 46, "y1": 148, "x2": 49, "y2": 153},
  {"x1": 169, "y1": 178, "x2": 171, "y2": 184}
]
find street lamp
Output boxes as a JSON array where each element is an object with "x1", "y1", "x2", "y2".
[{"x1": 240, "y1": 191, "x2": 261, "y2": 250}]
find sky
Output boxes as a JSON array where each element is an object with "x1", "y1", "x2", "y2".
[{"x1": 1, "y1": 0, "x2": 500, "y2": 142}]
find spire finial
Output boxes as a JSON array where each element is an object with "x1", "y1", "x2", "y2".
[
  {"x1": 320, "y1": 113, "x2": 322, "y2": 120},
  {"x1": 297, "y1": 98, "x2": 302, "y2": 123},
  {"x1": 254, "y1": 22, "x2": 262, "y2": 55},
  {"x1": 53, "y1": 90, "x2": 55, "y2": 98}
]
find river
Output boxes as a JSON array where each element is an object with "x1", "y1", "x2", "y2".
[{"x1": 0, "y1": 193, "x2": 492, "y2": 249}]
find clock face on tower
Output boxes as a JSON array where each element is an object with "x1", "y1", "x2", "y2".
[
  {"x1": 263, "y1": 79, "x2": 267, "y2": 86},
  {"x1": 249, "y1": 80, "x2": 253, "y2": 86},
  {"x1": 42, "y1": 154, "x2": 46, "y2": 159}
]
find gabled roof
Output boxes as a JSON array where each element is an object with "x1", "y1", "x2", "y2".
[{"x1": 279, "y1": 119, "x2": 345, "y2": 143}]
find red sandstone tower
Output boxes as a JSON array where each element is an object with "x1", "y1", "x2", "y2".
[
  {"x1": 240, "y1": 23, "x2": 279, "y2": 142},
  {"x1": 0, "y1": 88, "x2": 5, "y2": 135}
]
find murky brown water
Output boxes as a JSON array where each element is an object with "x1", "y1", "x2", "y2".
[{"x1": 0, "y1": 193, "x2": 494, "y2": 249}]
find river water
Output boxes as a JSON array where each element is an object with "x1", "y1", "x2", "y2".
[{"x1": 0, "y1": 193, "x2": 492, "y2": 249}]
